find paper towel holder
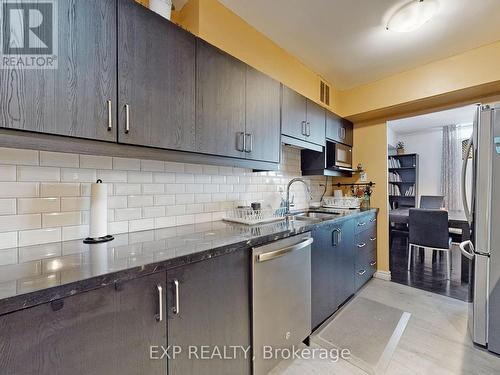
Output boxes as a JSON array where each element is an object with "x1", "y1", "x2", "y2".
[{"x1": 83, "y1": 179, "x2": 114, "y2": 244}]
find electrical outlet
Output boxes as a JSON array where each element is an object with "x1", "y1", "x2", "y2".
[{"x1": 360, "y1": 172, "x2": 368, "y2": 182}]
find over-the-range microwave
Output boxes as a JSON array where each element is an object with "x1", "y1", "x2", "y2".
[{"x1": 326, "y1": 141, "x2": 353, "y2": 170}]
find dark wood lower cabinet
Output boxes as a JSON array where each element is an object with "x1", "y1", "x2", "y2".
[
  {"x1": 166, "y1": 249, "x2": 251, "y2": 375},
  {"x1": 0, "y1": 272, "x2": 167, "y2": 375}
]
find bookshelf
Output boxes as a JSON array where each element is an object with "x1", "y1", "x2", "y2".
[{"x1": 388, "y1": 153, "x2": 419, "y2": 209}]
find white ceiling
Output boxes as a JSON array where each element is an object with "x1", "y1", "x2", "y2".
[
  {"x1": 387, "y1": 104, "x2": 476, "y2": 134},
  {"x1": 219, "y1": 0, "x2": 500, "y2": 89}
]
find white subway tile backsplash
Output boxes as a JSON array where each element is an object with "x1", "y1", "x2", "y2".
[
  {"x1": 0, "y1": 247, "x2": 17, "y2": 265},
  {"x1": 0, "y1": 214, "x2": 41, "y2": 232},
  {"x1": 142, "y1": 184, "x2": 164, "y2": 194},
  {"x1": 40, "y1": 151, "x2": 79, "y2": 168},
  {"x1": 61, "y1": 197, "x2": 90, "y2": 211},
  {"x1": 115, "y1": 208, "x2": 142, "y2": 221},
  {"x1": 18, "y1": 228, "x2": 61, "y2": 247},
  {"x1": 0, "y1": 232, "x2": 17, "y2": 250},
  {"x1": 113, "y1": 157, "x2": 141, "y2": 171},
  {"x1": 97, "y1": 170, "x2": 128, "y2": 183},
  {"x1": 61, "y1": 168, "x2": 96, "y2": 183},
  {"x1": 42, "y1": 212, "x2": 81, "y2": 228},
  {"x1": 141, "y1": 160, "x2": 164, "y2": 172},
  {"x1": 18, "y1": 198, "x2": 60, "y2": 214},
  {"x1": 129, "y1": 218, "x2": 154, "y2": 232},
  {"x1": 128, "y1": 195, "x2": 153, "y2": 208},
  {"x1": 19, "y1": 243, "x2": 61, "y2": 262},
  {"x1": 0, "y1": 165, "x2": 16, "y2": 181},
  {"x1": 0, "y1": 147, "x2": 38, "y2": 165},
  {"x1": 128, "y1": 171, "x2": 153, "y2": 183},
  {"x1": 0, "y1": 146, "x2": 326, "y2": 246},
  {"x1": 0, "y1": 199, "x2": 16, "y2": 215},
  {"x1": 153, "y1": 172, "x2": 175, "y2": 183},
  {"x1": 80, "y1": 155, "x2": 112, "y2": 169},
  {"x1": 41, "y1": 183, "x2": 79, "y2": 197},
  {"x1": 114, "y1": 183, "x2": 141, "y2": 196}
]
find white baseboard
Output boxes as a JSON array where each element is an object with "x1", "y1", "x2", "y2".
[{"x1": 374, "y1": 270, "x2": 392, "y2": 281}]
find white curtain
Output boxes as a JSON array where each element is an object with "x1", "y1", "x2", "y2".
[{"x1": 441, "y1": 125, "x2": 461, "y2": 211}]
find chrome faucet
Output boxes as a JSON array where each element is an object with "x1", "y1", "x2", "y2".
[{"x1": 286, "y1": 178, "x2": 312, "y2": 214}]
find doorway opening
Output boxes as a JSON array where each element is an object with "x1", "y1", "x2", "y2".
[{"x1": 386, "y1": 104, "x2": 475, "y2": 302}]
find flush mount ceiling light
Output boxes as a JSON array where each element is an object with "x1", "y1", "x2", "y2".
[{"x1": 386, "y1": 0, "x2": 439, "y2": 32}]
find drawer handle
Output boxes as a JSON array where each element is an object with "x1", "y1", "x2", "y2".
[
  {"x1": 357, "y1": 222, "x2": 366, "y2": 227},
  {"x1": 370, "y1": 218, "x2": 377, "y2": 223},
  {"x1": 173, "y1": 279, "x2": 180, "y2": 315},
  {"x1": 358, "y1": 269, "x2": 366, "y2": 276},
  {"x1": 156, "y1": 285, "x2": 163, "y2": 322},
  {"x1": 370, "y1": 261, "x2": 377, "y2": 267},
  {"x1": 357, "y1": 242, "x2": 366, "y2": 248},
  {"x1": 370, "y1": 237, "x2": 377, "y2": 241}
]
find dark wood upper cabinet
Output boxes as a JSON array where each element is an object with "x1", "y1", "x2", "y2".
[
  {"x1": 281, "y1": 85, "x2": 308, "y2": 140},
  {"x1": 118, "y1": 0, "x2": 196, "y2": 151},
  {"x1": 196, "y1": 39, "x2": 246, "y2": 158},
  {"x1": 326, "y1": 111, "x2": 353, "y2": 146},
  {"x1": 306, "y1": 99, "x2": 326, "y2": 146},
  {"x1": 167, "y1": 250, "x2": 251, "y2": 375},
  {"x1": 0, "y1": 272, "x2": 167, "y2": 375},
  {"x1": 245, "y1": 66, "x2": 281, "y2": 163},
  {"x1": 0, "y1": 0, "x2": 117, "y2": 142}
]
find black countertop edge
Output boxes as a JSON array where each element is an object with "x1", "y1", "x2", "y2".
[{"x1": 0, "y1": 208, "x2": 377, "y2": 316}]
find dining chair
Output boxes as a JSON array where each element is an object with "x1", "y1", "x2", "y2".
[
  {"x1": 419, "y1": 195, "x2": 445, "y2": 209},
  {"x1": 408, "y1": 208, "x2": 452, "y2": 279}
]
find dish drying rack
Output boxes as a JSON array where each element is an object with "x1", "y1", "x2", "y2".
[{"x1": 223, "y1": 207, "x2": 287, "y2": 225}]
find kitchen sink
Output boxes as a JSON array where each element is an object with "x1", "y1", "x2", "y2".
[{"x1": 292, "y1": 211, "x2": 341, "y2": 222}]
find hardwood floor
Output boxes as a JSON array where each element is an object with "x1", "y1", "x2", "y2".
[
  {"x1": 390, "y1": 237, "x2": 471, "y2": 302},
  {"x1": 271, "y1": 279, "x2": 500, "y2": 375}
]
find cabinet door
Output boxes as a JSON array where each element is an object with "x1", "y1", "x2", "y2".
[
  {"x1": 334, "y1": 219, "x2": 355, "y2": 304},
  {"x1": 306, "y1": 99, "x2": 326, "y2": 146},
  {"x1": 245, "y1": 66, "x2": 281, "y2": 163},
  {"x1": 326, "y1": 111, "x2": 342, "y2": 142},
  {"x1": 341, "y1": 118, "x2": 354, "y2": 146},
  {"x1": 281, "y1": 85, "x2": 307, "y2": 140},
  {"x1": 167, "y1": 250, "x2": 251, "y2": 375},
  {"x1": 196, "y1": 40, "x2": 246, "y2": 158},
  {"x1": 118, "y1": 0, "x2": 196, "y2": 151},
  {"x1": 0, "y1": 272, "x2": 167, "y2": 375},
  {"x1": 0, "y1": 0, "x2": 117, "y2": 141}
]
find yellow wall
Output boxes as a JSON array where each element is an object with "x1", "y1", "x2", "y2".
[
  {"x1": 171, "y1": 0, "x2": 339, "y2": 113},
  {"x1": 339, "y1": 40, "x2": 500, "y2": 118}
]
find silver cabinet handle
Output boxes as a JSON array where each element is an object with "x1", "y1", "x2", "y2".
[
  {"x1": 306, "y1": 122, "x2": 311, "y2": 137},
  {"x1": 357, "y1": 242, "x2": 366, "y2": 248},
  {"x1": 332, "y1": 228, "x2": 342, "y2": 246},
  {"x1": 236, "y1": 132, "x2": 245, "y2": 152},
  {"x1": 338, "y1": 127, "x2": 342, "y2": 140},
  {"x1": 358, "y1": 269, "x2": 366, "y2": 276},
  {"x1": 107, "y1": 100, "x2": 112, "y2": 131},
  {"x1": 370, "y1": 218, "x2": 377, "y2": 223},
  {"x1": 370, "y1": 237, "x2": 377, "y2": 241},
  {"x1": 244, "y1": 133, "x2": 253, "y2": 153},
  {"x1": 370, "y1": 261, "x2": 377, "y2": 267},
  {"x1": 256, "y1": 237, "x2": 313, "y2": 262},
  {"x1": 173, "y1": 279, "x2": 180, "y2": 315},
  {"x1": 357, "y1": 221, "x2": 366, "y2": 227},
  {"x1": 156, "y1": 285, "x2": 163, "y2": 322},
  {"x1": 124, "y1": 104, "x2": 130, "y2": 134},
  {"x1": 301, "y1": 121, "x2": 307, "y2": 135}
]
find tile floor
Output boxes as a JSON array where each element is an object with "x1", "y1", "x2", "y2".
[{"x1": 271, "y1": 279, "x2": 500, "y2": 374}]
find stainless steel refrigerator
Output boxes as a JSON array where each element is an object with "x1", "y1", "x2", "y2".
[{"x1": 460, "y1": 103, "x2": 500, "y2": 354}]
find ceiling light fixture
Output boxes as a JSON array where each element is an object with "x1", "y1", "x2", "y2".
[{"x1": 386, "y1": 0, "x2": 439, "y2": 32}]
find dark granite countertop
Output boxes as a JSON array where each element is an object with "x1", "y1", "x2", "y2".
[{"x1": 0, "y1": 208, "x2": 377, "y2": 315}]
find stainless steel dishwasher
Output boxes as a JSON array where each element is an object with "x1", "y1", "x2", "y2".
[{"x1": 252, "y1": 233, "x2": 313, "y2": 375}]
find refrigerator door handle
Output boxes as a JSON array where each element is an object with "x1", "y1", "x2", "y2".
[
  {"x1": 459, "y1": 240, "x2": 475, "y2": 260},
  {"x1": 462, "y1": 134, "x2": 473, "y2": 226}
]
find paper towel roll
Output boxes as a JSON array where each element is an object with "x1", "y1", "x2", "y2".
[
  {"x1": 90, "y1": 243, "x2": 108, "y2": 275},
  {"x1": 89, "y1": 181, "x2": 108, "y2": 239}
]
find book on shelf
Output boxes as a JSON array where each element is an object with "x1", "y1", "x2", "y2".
[
  {"x1": 388, "y1": 157, "x2": 402, "y2": 168},
  {"x1": 388, "y1": 171, "x2": 402, "y2": 182}
]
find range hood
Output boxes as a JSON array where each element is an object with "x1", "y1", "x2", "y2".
[{"x1": 281, "y1": 135, "x2": 323, "y2": 153}]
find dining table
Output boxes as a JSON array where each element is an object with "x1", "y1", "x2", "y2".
[{"x1": 389, "y1": 208, "x2": 471, "y2": 282}]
